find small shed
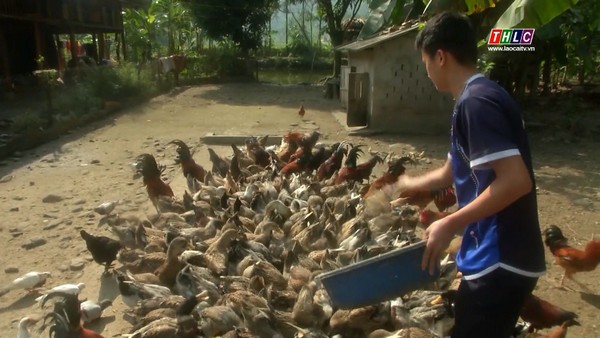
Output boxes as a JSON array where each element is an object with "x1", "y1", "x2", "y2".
[{"x1": 337, "y1": 23, "x2": 454, "y2": 134}]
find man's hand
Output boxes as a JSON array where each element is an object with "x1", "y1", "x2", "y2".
[{"x1": 421, "y1": 216, "x2": 456, "y2": 275}]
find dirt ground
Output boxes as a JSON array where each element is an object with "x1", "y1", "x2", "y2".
[{"x1": 0, "y1": 83, "x2": 598, "y2": 337}]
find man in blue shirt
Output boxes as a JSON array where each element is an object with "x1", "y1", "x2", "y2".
[{"x1": 399, "y1": 11, "x2": 546, "y2": 338}]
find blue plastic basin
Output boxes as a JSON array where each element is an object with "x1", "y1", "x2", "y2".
[{"x1": 317, "y1": 241, "x2": 439, "y2": 309}]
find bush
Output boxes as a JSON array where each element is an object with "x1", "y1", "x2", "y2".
[{"x1": 10, "y1": 111, "x2": 46, "y2": 133}]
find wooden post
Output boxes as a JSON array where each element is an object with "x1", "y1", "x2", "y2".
[
  {"x1": 92, "y1": 33, "x2": 98, "y2": 64},
  {"x1": 55, "y1": 35, "x2": 65, "y2": 74},
  {"x1": 121, "y1": 32, "x2": 127, "y2": 61},
  {"x1": 34, "y1": 23, "x2": 44, "y2": 68},
  {"x1": 69, "y1": 31, "x2": 77, "y2": 61},
  {"x1": 115, "y1": 33, "x2": 120, "y2": 62},
  {"x1": 0, "y1": 30, "x2": 12, "y2": 88},
  {"x1": 98, "y1": 33, "x2": 106, "y2": 61}
]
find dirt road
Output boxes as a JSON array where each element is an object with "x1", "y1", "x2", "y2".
[{"x1": 0, "y1": 83, "x2": 598, "y2": 337}]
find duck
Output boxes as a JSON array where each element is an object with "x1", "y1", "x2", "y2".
[
  {"x1": 175, "y1": 265, "x2": 221, "y2": 303},
  {"x1": 133, "y1": 294, "x2": 186, "y2": 317},
  {"x1": 154, "y1": 236, "x2": 189, "y2": 287},
  {"x1": 198, "y1": 306, "x2": 243, "y2": 337},
  {"x1": 17, "y1": 316, "x2": 40, "y2": 338},
  {"x1": 116, "y1": 272, "x2": 172, "y2": 308},
  {"x1": 81, "y1": 299, "x2": 113, "y2": 323},
  {"x1": 203, "y1": 228, "x2": 242, "y2": 275},
  {"x1": 0, "y1": 271, "x2": 51, "y2": 297}
]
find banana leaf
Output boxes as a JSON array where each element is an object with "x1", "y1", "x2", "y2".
[
  {"x1": 494, "y1": 0, "x2": 579, "y2": 28},
  {"x1": 357, "y1": 0, "x2": 407, "y2": 39}
]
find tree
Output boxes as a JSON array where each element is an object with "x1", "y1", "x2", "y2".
[
  {"x1": 189, "y1": 0, "x2": 279, "y2": 55},
  {"x1": 314, "y1": 0, "x2": 363, "y2": 76}
]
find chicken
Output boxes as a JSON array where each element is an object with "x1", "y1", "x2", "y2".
[
  {"x1": 334, "y1": 144, "x2": 383, "y2": 185},
  {"x1": 316, "y1": 141, "x2": 346, "y2": 181},
  {"x1": 135, "y1": 153, "x2": 175, "y2": 214},
  {"x1": 169, "y1": 139, "x2": 206, "y2": 183},
  {"x1": 207, "y1": 147, "x2": 230, "y2": 177},
  {"x1": 39, "y1": 291, "x2": 105, "y2": 338},
  {"x1": 298, "y1": 105, "x2": 305, "y2": 118},
  {"x1": 80, "y1": 230, "x2": 122, "y2": 274},
  {"x1": 418, "y1": 210, "x2": 453, "y2": 227},
  {"x1": 245, "y1": 136, "x2": 271, "y2": 167},
  {"x1": 280, "y1": 151, "x2": 311, "y2": 176},
  {"x1": 392, "y1": 186, "x2": 457, "y2": 212},
  {"x1": 520, "y1": 293, "x2": 579, "y2": 332},
  {"x1": 288, "y1": 131, "x2": 321, "y2": 164},
  {"x1": 0, "y1": 271, "x2": 51, "y2": 297},
  {"x1": 363, "y1": 156, "x2": 414, "y2": 198},
  {"x1": 543, "y1": 224, "x2": 600, "y2": 288}
]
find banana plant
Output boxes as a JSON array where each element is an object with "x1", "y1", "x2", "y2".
[{"x1": 359, "y1": 0, "x2": 581, "y2": 39}]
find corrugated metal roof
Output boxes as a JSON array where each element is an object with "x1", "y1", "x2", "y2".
[{"x1": 336, "y1": 24, "x2": 420, "y2": 52}]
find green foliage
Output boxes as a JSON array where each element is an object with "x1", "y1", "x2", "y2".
[
  {"x1": 10, "y1": 111, "x2": 46, "y2": 133},
  {"x1": 189, "y1": 0, "x2": 279, "y2": 54},
  {"x1": 494, "y1": 0, "x2": 579, "y2": 28},
  {"x1": 358, "y1": 0, "x2": 402, "y2": 39},
  {"x1": 188, "y1": 45, "x2": 252, "y2": 78}
]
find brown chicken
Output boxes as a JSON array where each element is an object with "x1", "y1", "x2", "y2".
[
  {"x1": 334, "y1": 144, "x2": 383, "y2": 185},
  {"x1": 394, "y1": 186, "x2": 457, "y2": 211},
  {"x1": 363, "y1": 156, "x2": 415, "y2": 198},
  {"x1": 520, "y1": 293, "x2": 579, "y2": 332},
  {"x1": 298, "y1": 105, "x2": 305, "y2": 118},
  {"x1": 316, "y1": 141, "x2": 346, "y2": 181},
  {"x1": 280, "y1": 150, "x2": 312, "y2": 176},
  {"x1": 543, "y1": 224, "x2": 600, "y2": 288},
  {"x1": 418, "y1": 209, "x2": 453, "y2": 227},
  {"x1": 169, "y1": 139, "x2": 206, "y2": 182},
  {"x1": 244, "y1": 137, "x2": 271, "y2": 167},
  {"x1": 135, "y1": 153, "x2": 174, "y2": 214},
  {"x1": 287, "y1": 131, "x2": 321, "y2": 163}
]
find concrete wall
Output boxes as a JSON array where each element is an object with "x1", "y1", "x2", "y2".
[{"x1": 348, "y1": 33, "x2": 454, "y2": 135}]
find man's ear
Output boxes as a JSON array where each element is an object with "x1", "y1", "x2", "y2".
[{"x1": 437, "y1": 50, "x2": 447, "y2": 66}]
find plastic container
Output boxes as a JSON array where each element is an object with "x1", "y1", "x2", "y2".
[{"x1": 317, "y1": 241, "x2": 439, "y2": 309}]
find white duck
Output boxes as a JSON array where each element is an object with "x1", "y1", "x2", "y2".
[
  {"x1": 0, "y1": 271, "x2": 51, "y2": 297},
  {"x1": 17, "y1": 316, "x2": 40, "y2": 338},
  {"x1": 81, "y1": 299, "x2": 113, "y2": 323},
  {"x1": 35, "y1": 282, "x2": 85, "y2": 305}
]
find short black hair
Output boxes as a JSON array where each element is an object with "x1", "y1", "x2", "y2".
[{"x1": 415, "y1": 11, "x2": 478, "y2": 65}]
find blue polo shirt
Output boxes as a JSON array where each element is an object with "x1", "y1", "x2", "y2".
[{"x1": 450, "y1": 74, "x2": 546, "y2": 280}]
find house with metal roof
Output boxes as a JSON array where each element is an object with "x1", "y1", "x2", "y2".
[{"x1": 337, "y1": 22, "x2": 454, "y2": 134}]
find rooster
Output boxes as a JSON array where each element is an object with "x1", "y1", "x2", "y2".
[
  {"x1": 287, "y1": 131, "x2": 321, "y2": 163},
  {"x1": 169, "y1": 139, "x2": 206, "y2": 184},
  {"x1": 520, "y1": 293, "x2": 579, "y2": 332},
  {"x1": 334, "y1": 144, "x2": 383, "y2": 185},
  {"x1": 543, "y1": 225, "x2": 600, "y2": 289},
  {"x1": 316, "y1": 141, "x2": 346, "y2": 181},
  {"x1": 134, "y1": 153, "x2": 174, "y2": 215},
  {"x1": 39, "y1": 291, "x2": 105, "y2": 338},
  {"x1": 363, "y1": 156, "x2": 415, "y2": 198},
  {"x1": 80, "y1": 230, "x2": 122, "y2": 275},
  {"x1": 207, "y1": 148, "x2": 230, "y2": 177}
]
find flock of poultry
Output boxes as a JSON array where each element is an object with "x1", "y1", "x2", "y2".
[{"x1": 3, "y1": 130, "x2": 600, "y2": 338}]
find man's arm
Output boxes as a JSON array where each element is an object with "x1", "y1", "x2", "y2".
[
  {"x1": 421, "y1": 154, "x2": 533, "y2": 274},
  {"x1": 398, "y1": 157, "x2": 454, "y2": 191},
  {"x1": 442, "y1": 154, "x2": 532, "y2": 232}
]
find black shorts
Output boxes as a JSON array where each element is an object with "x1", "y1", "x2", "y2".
[{"x1": 451, "y1": 267, "x2": 538, "y2": 338}]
